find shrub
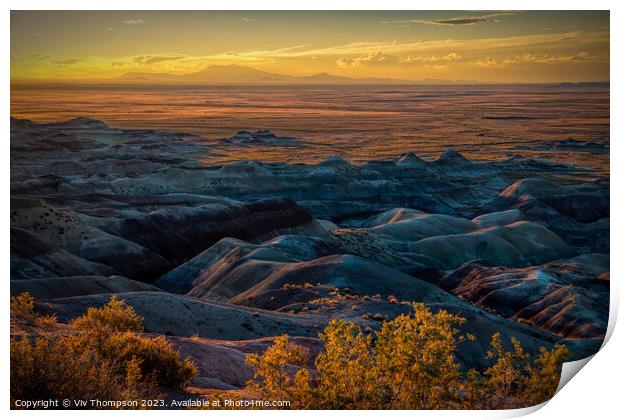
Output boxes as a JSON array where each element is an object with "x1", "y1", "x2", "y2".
[
  {"x1": 522, "y1": 343, "x2": 569, "y2": 406},
  {"x1": 69, "y1": 295, "x2": 143, "y2": 333},
  {"x1": 11, "y1": 295, "x2": 197, "y2": 409},
  {"x1": 10, "y1": 292, "x2": 56, "y2": 327},
  {"x1": 100, "y1": 332, "x2": 197, "y2": 388},
  {"x1": 10, "y1": 292, "x2": 34, "y2": 318},
  {"x1": 311, "y1": 319, "x2": 379, "y2": 409},
  {"x1": 10, "y1": 336, "x2": 147, "y2": 407},
  {"x1": 246, "y1": 303, "x2": 567, "y2": 409},
  {"x1": 373, "y1": 305, "x2": 465, "y2": 409},
  {"x1": 68, "y1": 296, "x2": 197, "y2": 389},
  {"x1": 246, "y1": 335, "x2": 310, "y2": 402},
  {"x1": 472, "y1": 332, "x2": 569, "y2": 409}
]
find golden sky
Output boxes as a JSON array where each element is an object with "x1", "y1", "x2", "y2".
[{"x1": 10, "y1": 11, "x2": 610, "y2": 83}]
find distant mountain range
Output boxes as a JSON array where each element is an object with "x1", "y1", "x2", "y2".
[
  {"x1": 11, "y1": 64, "x2": 609, "y2": 86},
  {"x1": 115, "y1": 64, "x2": 478, "y2": 85}
]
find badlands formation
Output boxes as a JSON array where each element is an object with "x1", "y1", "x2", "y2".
[{"x1": 11, "y1": 117, "x2": 609, "y2": 391}]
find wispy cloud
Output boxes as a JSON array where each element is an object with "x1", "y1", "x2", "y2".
[
  {"x1": 270, "y1": 30, "x2": 596, "y2": 59},
  {"x1": 336, "y1": 51, "x2": 464, "y2": 69},
  {"x1": 206, "y1": 44, "x2": 313, "y2": 62},
  {"x1": 122, "y1": 19, "x2": 145, "y2": 25},
  {"x1": 30, "y1": 54, "x2": 50, "y2": 61},
  {"x1": 241, "y1": 17, "x2": 258, "y2": 22},
  {"x1": 386, "y1": 12, "x2": 515, "y2": 27},
  {"x1": 52, "y1": 58, "x2": 82, "y2": 65},
  {"x1": 336, "y1": 52, "x2": 389, "y2": 68},
  {"x1": 133, "y1": 55, "x2": 184, "y2": 65},
  {"x1": 475, "y1": 51, "x2": 597, "y2": 67},
  {"x1": 399, "y1": 52, "x2": 463, "y2": 63},
  {"x1": 108, "y1": 30, "x2": 601, "y2": 73},
  {"x1": 17, "y1": 28, "x2": 605, "y2": 82},
  {"x1": 11, "y1": 54, "x2": 52, "y2": 62}
]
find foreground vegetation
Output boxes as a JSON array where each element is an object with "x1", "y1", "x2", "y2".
[
  {"x1": 11, "y1": 294, "x2": 567, "y2": 410},
  {"x1": 10, "y1": 293, "x2": 197, "y2": 408},
  {"x1": 247, "y1": 303, "x2": 568, "y2": 409}
]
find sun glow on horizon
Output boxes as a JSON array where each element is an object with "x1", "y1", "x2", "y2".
[{"x1": 10, "y1": 10, "x2": 610, "y2": 83}]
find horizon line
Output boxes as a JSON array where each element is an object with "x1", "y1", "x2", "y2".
[{"x1": 10, "y1": 79, "x2": 611, "y2": 86}]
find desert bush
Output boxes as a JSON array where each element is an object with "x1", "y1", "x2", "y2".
[
  {"x1": 246, "y1": 303, "x2": 567, "y2": 409},
  {"x1": 246, "y1": 335, "x2": 311, "y2": 402},
  {"x1": 99, "y1": 332, "x2": 197, "y2": 388},
  {"x1": 372, "y1": 305, "x2": 465, "y2": 409},
  {"x1": 469, "y1": 332, "x2": 569, "y2": 409},
  {"x1": 309, "y1": 319, "x2": 378, "y2": 408},
  {"x1": 69, "y1": 295, "x2": 143, "y2": 333},
  {"x1": 11, "y1": 336, "x2": 143, "y2": 406},
  {"x1": 10, "y1": 292, "x2": 34, "y2": 318},
  {"x1": 11, "y1": 295, "x2": 197, "y2": 409},
  {"x1": 68, "y1": 296, "x2": 197, "y2": 388},
  {"x1": 10, "y1": 292, "x2": 56, "y2": 327},
  {"x1": 521, "y1": 343, "x2": 569, "y2": 406}
]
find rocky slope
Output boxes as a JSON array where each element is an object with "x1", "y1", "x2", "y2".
[
  {"x1": 10, "y1": 116, "x2": 610, "y2": 391},
  {"x1": 438, "y1": 254, "x2": 609, "y2": 339}
]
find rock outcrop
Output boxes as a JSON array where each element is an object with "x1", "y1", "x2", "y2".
[
  {"x1": 439, "y1": 255, "x2": 609, "y2": 338},
  {"x1": 219, "y1": 129, "x2": 304, "y2": 147}
]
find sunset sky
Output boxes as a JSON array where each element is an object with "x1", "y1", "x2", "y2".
[{"x1": 10, "y1": 10, "x2": 610, "y2": 83}]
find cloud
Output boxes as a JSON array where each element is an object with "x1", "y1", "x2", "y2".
[
  {"x1": 158, "y1": 31, "x2": 598, "y2": 68},
  {"x1": 241, "y1": 17, "x2": 258, "y2": 22},
  {"x1": 25, "y1": 26, "x2": 604, "y2": 82},
  {"x1": 390, "y1": 12, "x2": 515, "y2": 27},
  {"x1": 305, "y1": 30, "x2": 603, "y2": 60},
  {"x1": 399, "y1": 52, "x2": 462, "y2": 63},
  {"x1": 244, "y1": 44, "x2": 312, "y2": 56},
  {"x1": 443, "y1": 52, "x2": 462, "y2": 61},
  {"x1": 202, "y1": 44, "x2": 312, "y2": 63},
  {"x1": 122, "y1": 19, "x2": 145, "y2": 25},
  {"x1": 527, "y1": 51, "x2": 595, "y2": 63},
  {"x1": 133, "y1": 55, "x2": 184, "y2": 65},
  {"x1": 153, "y1": 30, "x2": 603, "y2": 73},
  {"x1": 336, "y1": 51, "x2": 464, "y2": 68},
  {"x1": 30, "y1": 54, "x2": 51, "y2": 61},
  {"x1": 52, "y1": 58, "x2": 82, "y2": 65},
  {"x1": 475, "y1": 51, "x2": 597, "y2": 67},
  {"x1": 331, "y1": 44, "x2": 599, "y2": 71},
  {"x1": 336, "y1": 52, "x2": 390, "y2": 68}
]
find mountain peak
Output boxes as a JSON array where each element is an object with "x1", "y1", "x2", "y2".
[{"x1": 115, "y1": 64, "x2": 475, "y2": 85}]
